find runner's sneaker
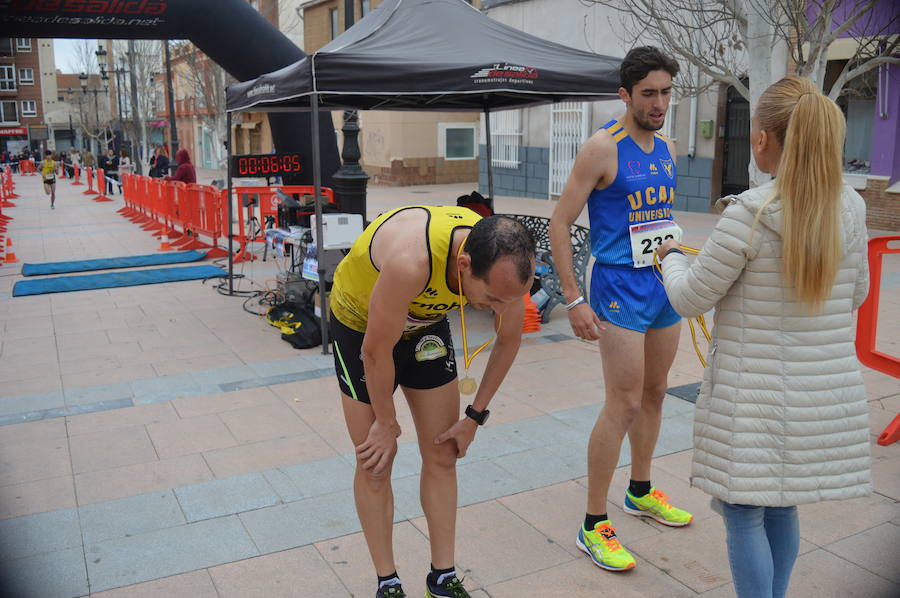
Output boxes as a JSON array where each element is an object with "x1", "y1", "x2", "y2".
[
  {"x1": 623, "y1": 487, "x2": 693, "y2": 526},
  {"x1": 576, "y1": 521, "x2": 636, "y2": 571},
  {"x1": 425, "y1": 573, "x2": 471, "y2": 597},
  {"x1": 375, "y1": 584, "x2": 406, "y2": 598}
]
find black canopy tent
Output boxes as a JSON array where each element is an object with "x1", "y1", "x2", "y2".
[{"x1": 224, "y1": 0, "x2": 622, "y2": 353}]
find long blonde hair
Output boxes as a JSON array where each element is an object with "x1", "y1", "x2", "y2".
[{"x1": 755, "y1": 76, "x2": 845, "y2": 311}]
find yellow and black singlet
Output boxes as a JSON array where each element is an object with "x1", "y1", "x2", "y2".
[{"x1": 330, "y1": 205, "x2": 482, "y2": 336}]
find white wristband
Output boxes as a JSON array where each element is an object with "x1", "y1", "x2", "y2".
[{"x1": 565, "y1": 296, "x2": 586, "y2": 311}]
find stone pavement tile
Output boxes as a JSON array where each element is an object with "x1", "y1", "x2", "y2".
[
  {"x1": 549, "y1": 404, "x2": 602, "y2": 435},
  {"x1": 0, "y1": 474, "x2": 76, "y2": 520},
  {"x1": 492, "y1": 445, "x2": 584, "y2": 490},
  {"x1": 789, "y1": 547, "x2": 900, "y2": 598},
  {"x1": 456, "y1": 459, "x2": 532, "y2": 508},
  {"x1": 63, "y1": 382, "x2": 134, "y2": 406},
  {"x1": 62, "y1": 363, "x2": 158, "y2": 390},
  {"x1": 0, "y1": 507, "x2": 81, "y2": 561},
  {"x1": 69, "y1": 425, "x2": 159, "y2": 474},
  {"x1": 484, "y1": 557, "x2": 696, "y2": 598},
  {"x1": 280, "y1": 392, "x2": 360, "y2": 456},
  {"x1": 500, "y1": 414, "x2": 585, "y2": 449},
  {"x1": 238, "y1": 489, "x2": 362, "y2": 554},
  {"x1": 79, "y1": 491, "x2": 186, "y2": 545},
  {"x1": 828, "y1": 522, "x2": 900, "y2": 585},
  {"x1": 170, "y1": 386, "x2": 280, "y2": 419},
  {"x1": 262, "y1": 455, "x2": 355, "y2": 502},
  {"x1": 0, "y1": 417, "x2": 66, "y2": 445},
  {"x1": 499, "y1": 481, "x2": 661, "y2": 559},
  {"x1": 479, "y1": 391, "x2": 544, "y2": 425},
  {"x1": 145, "y1": 414, "x2": 238, "y2": 460},
  {"x1": 190, "y1": 364, "x2": 259, "y2": 388},
  {"x1": 151, "y1": 352, "x2": 245, "y2": 378},
  {"x1": 246, "y1": 356, "x2": 321, "y2": 378},
  {"x1": 0, "y1": 390, "x2": 65, "y2": 417},
  {"x1": 174, "y1": 472, "x2": 281, "y2": 522},
  {"x1": 202, "y1": 434, "x2": 337, "y2": 480},
  {"x1": 0, "y1": 547, "x2": 88, "y2": 598},
  {"x1": 0, "y1": 377, "x2": 63, "y2": 399},
  {"x1": 872, "y1": 456, "x2": 900, "y2": 501},
  {"x1": 410, "y1": 500, "x2": 572, "y2": 589},
  {"x1": 314, "y1": 521, "x2": 431, "y2": 598},
  {"x1": 85, "y1": 515, "x2": 259, "y2": 593},
  {"x1": 649, "y1": 448, "x2": 694, "y2": 480},
  {"x1": 863, "y1": 369, "x2": 900, "y2": 401},
  {"x1": 74, "y1": 453, "x2": 214, "y2": 506},
  {"x1": 129, "y1": 373, "x2": 203, "y2": 400},
  {"x1": 513, "y1": 380, "x2": 604, "y2": 415},
  {"x1": 66, "y1": 401, "x2": 178, "y2": 437},
  {"x1": 90, "y1": 570, "x2": 219, "y2": 598},
  {"x1": 391, "y1": 474, "x2": 426, "y2": 520},
  {"x1": 797, "y1": 493, "x2": 900, "y2": 546},
  {"x1": 0, "y1": 334, "x2": 56, "y2": 358},
  {"x1": 627, "y1": 515, "x2": 731, "y2": 593},
  {"x1": 210, "y1": 545, "x2": 351, "y2": 598},
  {"x1": 218, "y1": 401, "x2": 311, "y2": 444},
  {"x1": 869, "y1": 404, "x2": 898, "y2": 437},
  {"x1": 0, "y1": 434, "x2": 71, "y2": 486}
]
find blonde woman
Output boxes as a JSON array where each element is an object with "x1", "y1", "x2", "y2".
[{"x1": 657, "y1": 75, "x2": 870, "y2": 598}]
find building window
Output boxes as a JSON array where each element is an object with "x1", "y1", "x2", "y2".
[
  {"x1": 21, "y1": 100, "x2": 36, "y2": 117},
  {"x1": 0, "y1": 39, "x2": 12, "y2": 56},
  {"x1": 15, "y1": 39, "x2": 31, "y2": 52},
  {"x1": 489, "y1": 109, "x2": 522, "y2": 168},
  {"x1": 0, "y1": 65, "x2": 15, "y2": 91},
  {"x1": 330, "y1": 8, "x2": 339, "y2": 39},
  {"x1": 18, "y1": 67, "x2": 33, "y2": 85},
  {"x1": 360, "y1": 0, "x2": 370, "y2": 17},
  {"x1": 0, "y1": 100, "x2": 17, "y2": 123},
  {"x1": 439, "y1": 123, "x2": 477, "y2": 160}
]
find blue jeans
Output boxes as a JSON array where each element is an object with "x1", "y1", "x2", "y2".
[{"x1": 719, "y1": 501, "x2": 800, "y2": 598}]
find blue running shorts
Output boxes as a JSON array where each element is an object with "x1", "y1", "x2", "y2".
[{"x1": 589, "y1": 263, "x2": 681, "y2": 333}]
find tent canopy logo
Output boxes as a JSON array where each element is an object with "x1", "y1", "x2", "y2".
[{"x1": 470, "y1": 63, "x2": 539, "y2": 84}]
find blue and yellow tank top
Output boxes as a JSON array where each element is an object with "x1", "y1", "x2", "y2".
[
  {"x1": 330, "y1": 205, "x2": 482, "y2": 334},
  {"x1": 588, "y1": 120, "x2": 677, "y2": 267}
]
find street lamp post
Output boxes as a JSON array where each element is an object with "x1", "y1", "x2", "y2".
[
  {"x1": 95, "y1": 44, "x2": 112, "y2": 150},
  {"x1": 331, "y1": 0, "x2": 369, "y2": 220},
  {"x1": 80, "y1": 72, "x2": 109, "y2": 154}
]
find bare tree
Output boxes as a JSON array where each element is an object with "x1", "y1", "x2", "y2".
[
  {"x1": 111, "y1": 39, "x2": 163, "y2": 169},
  {"x1": 583, "y1": 0, "x2": 898, "y2": 183},
  {"x1": 175, "y1": 42, "x2": 232, "y2": 168}
]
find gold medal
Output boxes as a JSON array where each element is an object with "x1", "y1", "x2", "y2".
[{"x1": 459, "y1": 376, "x2": 478, "y2": 395}]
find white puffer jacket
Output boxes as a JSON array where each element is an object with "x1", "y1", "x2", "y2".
[{"x1": 662, "y1": 180, "x2": 871, "y2": 506}]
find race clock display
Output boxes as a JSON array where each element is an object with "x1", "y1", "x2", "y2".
[{"x1": 231, "y1": 153, "x2": 302, "y2": 177}]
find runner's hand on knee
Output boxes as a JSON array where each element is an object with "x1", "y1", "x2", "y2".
[
  {"x1": 567, "y1": 303, "x2": 604, "y2": 341},
  {"x1": 356, "y1": 419, "x2": 400, "y2": 475},
  {"x1": 435, "y1": 418, "x2": 477, "y2": 458}
]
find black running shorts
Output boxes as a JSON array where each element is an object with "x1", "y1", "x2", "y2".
[{"x1": 330, "y1": 313, "x2": 458, "y2": 404}]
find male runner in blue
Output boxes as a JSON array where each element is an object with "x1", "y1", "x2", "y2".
[{"x1": 550, "y1": 46, "x2": 693, "y2": 572}]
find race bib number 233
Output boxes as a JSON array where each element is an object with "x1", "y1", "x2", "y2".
[{"x1": 629, "y1": 220, "x2": 682, "y2": 268}]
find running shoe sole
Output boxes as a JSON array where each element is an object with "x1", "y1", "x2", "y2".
[
  {"x1": 622, "y1": 503, "x2": 693, "y2": 527},
  {"x1": 575, "y1": 534, "x2": 635, "y2": 571}
]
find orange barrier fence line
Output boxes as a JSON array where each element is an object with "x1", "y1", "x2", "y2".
[
  {"x1": 71, "y1": 164, "x2": 83, "y2": 186},
  {"x1": 94, "y1": 168, "x2": 113, "y2": 202}
]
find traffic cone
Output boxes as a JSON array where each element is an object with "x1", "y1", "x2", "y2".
[
  {"x1": 522, "y1": 293, "x2": 541, "y2": 333},
  {"x1": 3, "y1": 250, "x2": 17, "y2": 264}
]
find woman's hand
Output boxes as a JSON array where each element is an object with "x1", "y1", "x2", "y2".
[{"x1": 657, "y1": 239, "x2": 680, "y2": 260}]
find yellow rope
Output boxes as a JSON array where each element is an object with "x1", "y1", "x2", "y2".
[{"x1": 655, "y1": 244, "x2": 710, "y2": 367}]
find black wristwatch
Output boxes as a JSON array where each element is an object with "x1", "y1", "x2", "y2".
[
  {"x1": 465, "y1": 404, "x2": 490, "y2": 426},
  {"x1": 662, "y1": 247, "x2": 684, "y2": 260}
]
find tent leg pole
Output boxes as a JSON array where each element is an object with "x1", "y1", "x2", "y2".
[
  {"x1": 484, "y1": 108, "x2": 494, "y2": 210},
  {"x1": 311, "y1": 94, "x2": 330, "y2": 355},
  {"x1": 226, "y1": 111, "x2": 234, "y2": 295}
]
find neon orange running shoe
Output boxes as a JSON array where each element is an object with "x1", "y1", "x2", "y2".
[{"x1": 576, "y1": 521, "x2": 636, "y2": 571}]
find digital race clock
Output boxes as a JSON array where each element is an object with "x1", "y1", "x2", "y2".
[{"x1": 230, "y1": 153, "x2": 302, "y2": 177}]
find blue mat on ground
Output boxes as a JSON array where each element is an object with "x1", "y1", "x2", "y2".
[
  {"x1": 13, "y1": 265, "x2": 226, "y2": 297},
  {"x1": 21, "y1": 250, "x2": 207, "y2": 276}
]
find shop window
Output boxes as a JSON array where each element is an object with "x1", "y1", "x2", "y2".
[
  {"x1": 489, "y1": 109, "x2": 522, "y2": 168},
  {"x1": 833, "y1": 63, "x2": 876, "y2": 174},
  {"x1": 21, "y1": 100, "x2": 37, "y2": 117},
  {"x1": 439, "y1": 123, "x2": 477, "y2": 160}
]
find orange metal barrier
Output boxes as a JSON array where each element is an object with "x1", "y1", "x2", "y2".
[
  {"x1": 94, "y1": 168, "x2": 113, "y2": 202},
  {"x1": 19, "y1": 159, "x2": 36, "y2": 175},
  {"x1": 83, "y1": 167, "x2": 98, "y2": 195},
  {"x1": 71, "y1": 164, "x2": 83, "y2": 186},
  {"x1": 855, "y1": 235, "x2": 900, "y2": 446},
  {"x1": 1, "y1": 166, "x2": 16, "y2": 205}
]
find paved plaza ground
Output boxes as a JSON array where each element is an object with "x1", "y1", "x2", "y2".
[{"x1": 0, "y1": 170, "x2": 897, "y2": 597}]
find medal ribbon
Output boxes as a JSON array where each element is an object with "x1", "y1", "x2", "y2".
[
  {"x1": 653, "y1": 244, "x2": 712, "y2": 366},
  {"x1": 456, "y1": 242, "x2": 500, "y2": 374}
]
